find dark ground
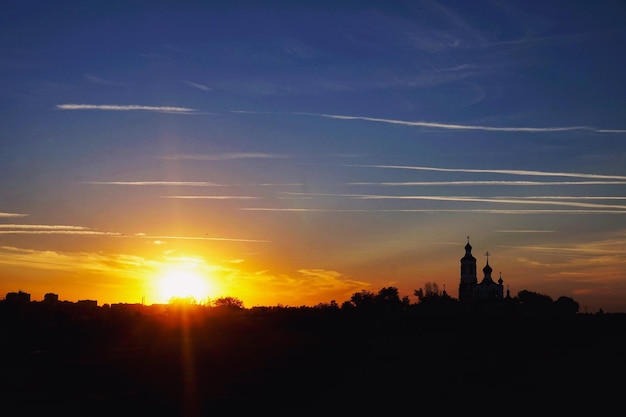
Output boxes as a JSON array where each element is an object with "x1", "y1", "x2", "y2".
[{"x1": 1, "y1": 306, "x2": 624, "y2": 416}]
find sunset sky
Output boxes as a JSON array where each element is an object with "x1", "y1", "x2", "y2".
[{"x1": 1, "y1": 1, "x2": 626, "y2": 312}]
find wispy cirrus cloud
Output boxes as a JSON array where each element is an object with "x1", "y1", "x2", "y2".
[
  {"x1": 0, "y1": 224, "x2": 89, "y2": 230},
  {"x1": 83, "y1": 74, "x2": 130, "y2": 86},
  {"x1": 280, "y1": 192, "x2": 626, "y2": 210},
  {"x1": 240, "y1": 189, "x2": 626, "y2": 214},
  {"x1": 0, "y1": 224, "x2": 120, "y2": 236},
  {"x1": 596, "y1": 129, "x2": 626, "y2": 133},
  {"x1": 0, "y1": 231, "x2": 120, "y2": 236},
  {"x1": 236, "y1": 110, "x2": 625, "y2": 133},
  {"x1": 294, "y1": 112, "x2": 589, "y2": 132},
  {"x1": 0, "y1": 230, "x2": 120, "y2": 236},
  {"x1": 130, "y1": 234, "x2": 269, "y2": 243},
  {"x1": 242, "y1": 208, "x2": 626, "y2": 214},
  {"x1": 504, "y1": 245, "x2": 626, "y2": 256},
  {"x1": 296, "y1": 269, "x2": 370, "y2": 291},
  {"x1": 56, "y1": 104, "x2": 196, "y2": 113},
  {"x1": 183, "y1": 80, "x2": 212, "y2": 91},
  {"x1": 208, "y1": 267, "x2": 370, "y2": 307},
  {"x1": 349, "y1": 180, "x2": 626, "y2": 186},
  {"x1": 0, "y1": 212, "x2": 28, "y2": 218},
  {"x1": 0, "y1": 246, "x2": 152, "y2": 274},
  {"x1": 356, "y1": 196, "x2": 626, "y2": 209},
  {"x1": 520, "y1": 196, "x2": 626, "y2": 200},
  {"x1": 349, "y1": 165, "x2": 626, "y2": 181}
]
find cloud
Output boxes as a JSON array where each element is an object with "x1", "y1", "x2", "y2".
[
  {"x1": 56, "y1": 104, "x2": 196, "y2": 113},
  {"x1": 296, "y1": 269, "x2": 369, "y2": 291},
  {"x1": 507, "y1": 242, "x2": 626, "y2": 270},
  {"x1": 241, "y1": 207, "x2": 626, "y2": 214},
  {"x1": 520, "y1": 196, "x2": 626, "y2": 200},
  {"x1": 0, "y1": 224, "x2": 87, "y2": 230},
  {"x1": 183, "y1": 80, "x2": 212, "y2": 91},
  {"x1": 0, "y1": 230, "x2": 120, "y2": 236},
  {"x1": 0, "y1": 223, "x2": 120, "y2": 236},
  {"x1": 294, "y1": 112, "x2": 589, "y2": 132},
  {"x1": 242, "y1": 190, "x2": 626, "y2": 214},
  {"x1": 237, "y1": 110, "x2": 625, "y2": 133},
  {"x1": 0, "y1": 212, "x2": 28, "y2": 218},
  {"x1": 348, "y1": 180, "x2": 626, "y2": 186},
  {"x1": 277, "y1": 191, "x2": 626, "y2": 211},
  {"x1": 0, "y1": 246, "x2": 151, "y2": 274},
  {"x1": 348, "y1": 195, "x2": 626, "y2": 210},
  {"x1": 130, "y1": 235, "x2": 269, "y2": 243},
  {"x1": 228, "y1": 268, "x2": 370, "y2": 306},
  {"x1": 83, "y1": 74, "x2": 130, "y2": 86},
  {"x1": 0, "y1": 224, "x2": 128, "y2": 238},
  {"x1": 349, "y1": 165, "x2": 626, "y2": 181},
  {"x1": 0, "y1": 224, "x2": 89, "y2": 230}
]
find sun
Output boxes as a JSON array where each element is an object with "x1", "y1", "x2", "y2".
[{"x1": 156, "y1": 265, "x2": 213, "y2": 304}]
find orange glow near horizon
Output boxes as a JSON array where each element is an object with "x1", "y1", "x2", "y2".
[{"x1": 1, "y1": 237, "x2": 625, "y2": 312}]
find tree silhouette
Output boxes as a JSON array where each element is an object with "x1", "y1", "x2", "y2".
[
  {"x1": 375, "y1": 287, "x2": 403, "y2": 307},
  {"x1": 211, "y1": 296, "x2": 244, "y2": 309},
  {"x1": 414, "y1": 282, "x2": 459, "y2": 315},
  {"x1": 555, "y1": 296, "x2": 580, "y2": 315},
  {"x1": 517, "y1": 290, "x2": 554, "y2": 316},
  {"x1": 349, "y1": 289, "x2": 376, "y2": 310},
  {"x1": 414, "y1": 282, "x2": 441, "y2": 302}
]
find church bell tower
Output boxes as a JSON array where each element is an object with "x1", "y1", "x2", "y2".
[{"x1": 459, "y1": 237, "x2": 477, "y2": 302}]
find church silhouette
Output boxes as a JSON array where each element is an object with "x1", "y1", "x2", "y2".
[{"x1": 458, "y1": 237, "x2": 508, "y2": 302}]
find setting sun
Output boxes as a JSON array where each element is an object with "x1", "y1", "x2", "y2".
[{"x1": 156, "y1": 265, "x2": 213, "y2": 304}]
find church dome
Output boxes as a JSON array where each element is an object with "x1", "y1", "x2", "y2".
[{"x1": 462, "y1": 238, "x2": 475, "y2": 261}]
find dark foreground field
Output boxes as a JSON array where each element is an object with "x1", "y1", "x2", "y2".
[{"x1": 1, "y1": 307, "x2": 624, "y2": 416}]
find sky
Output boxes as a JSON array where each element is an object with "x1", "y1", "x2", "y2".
[{"x1": 1, "y1": 0, "x2": 626, "y2": 312}]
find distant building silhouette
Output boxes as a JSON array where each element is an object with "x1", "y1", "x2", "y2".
[
  {"x1": 77, "y1": 299, "x2": 98, "y2": 308},
  {"x1": 43, "y1": 292, "x2": 59, "y2": 303},
  {"x1": 458, "y1": 238, "x2": 505, "y2": 303},
  {"x1": 5, "y1": 290, "x2": 30, "y2": 304}
]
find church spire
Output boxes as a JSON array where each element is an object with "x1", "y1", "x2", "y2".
[
  {"x1": 465, "y1": 236, "x2": 472, "y2": 253},
  {"x1": 459, "y1": 236, "x2": 478, "y2": 302}
]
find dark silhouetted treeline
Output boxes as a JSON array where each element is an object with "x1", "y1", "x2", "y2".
[{"x1": 0, "y1": 287, "x2": 623, "y2": 416}]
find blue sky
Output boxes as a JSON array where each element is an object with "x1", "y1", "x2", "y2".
[{"x1": 1, "y1": 0, "x2": 626, "y2": 312}]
